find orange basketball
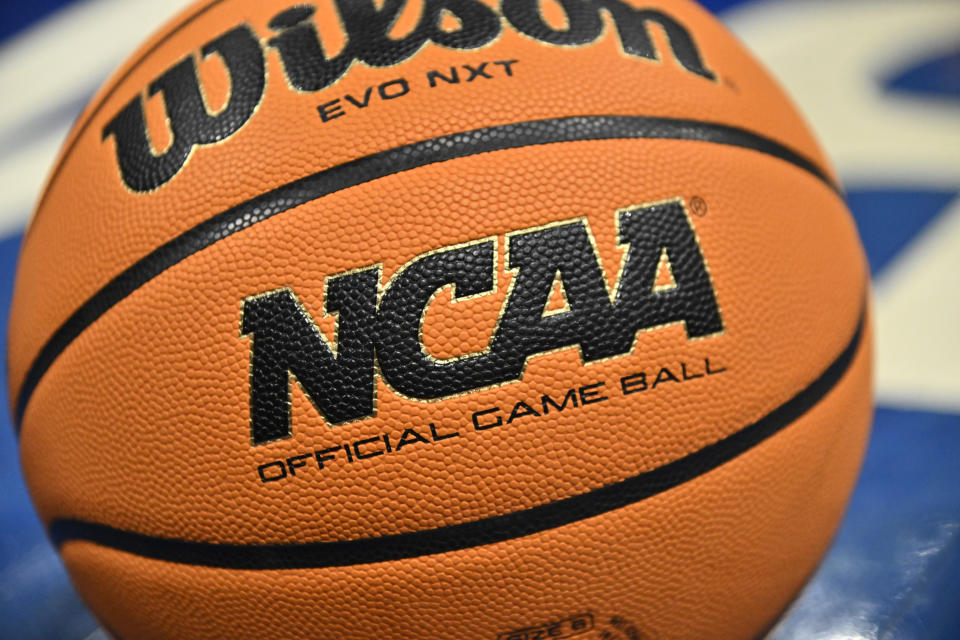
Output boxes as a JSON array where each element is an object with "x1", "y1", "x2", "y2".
[{"x1": 8, "y1": 0, "x2": 872, "y2": 638}]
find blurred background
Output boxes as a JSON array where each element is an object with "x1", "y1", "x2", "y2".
[{"x1": 0, "y1": 0, "x2": 957, "y2": 638}]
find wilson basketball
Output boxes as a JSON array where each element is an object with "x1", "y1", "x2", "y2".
[{"x1": 8, "y1": 0, "x2": 872, "y2": 638}]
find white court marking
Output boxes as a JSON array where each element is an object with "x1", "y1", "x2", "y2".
[
  {"x1": 0, "y1": 0, "x2": 193, "y2": 235},
  {"x1": 726, "y1": 0, "x2": 960, "y2": 411}
]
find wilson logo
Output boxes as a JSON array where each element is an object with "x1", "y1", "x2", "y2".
[
  {"x1": 103, "y1": 0, "x2": 715, "y2": 192},
  {"x1": 240, "y1": 199, "x2": 723, "y2": 446}
]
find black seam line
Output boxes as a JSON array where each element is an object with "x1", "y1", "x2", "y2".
[
  {"x1": 14, "y1": 115, "x2": 841, "y2": 431},
  {"x1": 48, "y1": 302, "x2": 866, "y2": 570}
]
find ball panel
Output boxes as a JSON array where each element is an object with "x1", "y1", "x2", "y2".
[
  {"x1": 22, "y1": 139, "x2": 864, "y2": 543},
  {"x1": 8, "y1": 2, "x2": 873, "y2": 636},
  {"x1": 59, "y1": 316, "x2": 871, "y2": 640},
  {"x1": 8, "y1": 0, "x2": 831, "y2": 404}
]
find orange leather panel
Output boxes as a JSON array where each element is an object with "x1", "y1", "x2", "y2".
[
  {"x1": 8, "y1": 0, "x2": 831, "y2": 401},
  {"x1": 61, "y1": 314, "x2": 872, "y2": 640},
  {"x1": 8, "y1": 1, "x2": 872, "y2": 637},
  {"x1": 21, "y1": 140, "x2": 863, "y2": 543}
]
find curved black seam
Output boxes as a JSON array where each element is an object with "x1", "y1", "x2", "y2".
[
  {"x1": 48, "y1": 303, "x2": 866, "y2": 569},
  {"x1": 14, "y1": 114, "x2": 841, "y2": 430}
]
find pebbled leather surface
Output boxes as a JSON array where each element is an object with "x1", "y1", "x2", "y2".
[
  {"x1": 11, "y1": 114, "x2": 836, "y2": 429},
  {"x1": 7, "y1": 0, "x2": 871, "y2": 638},
  {"x1": 7, "y1": 0, "x2": 835, "y2": 402},
  {"x1": 20, "y1": 138, "x2": 865, "y2": 543},
  {"x1": 59, "y1": 318, "x2": 872, "y2": 640}
]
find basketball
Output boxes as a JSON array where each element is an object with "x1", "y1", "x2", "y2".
[{"x1": 7, "y1": 0, "x2": 872, "y2": 638}]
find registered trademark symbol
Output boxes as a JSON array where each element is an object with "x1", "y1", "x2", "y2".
[{"x1": 690, "y1": 196, "x2": 708, "y2": 217}]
